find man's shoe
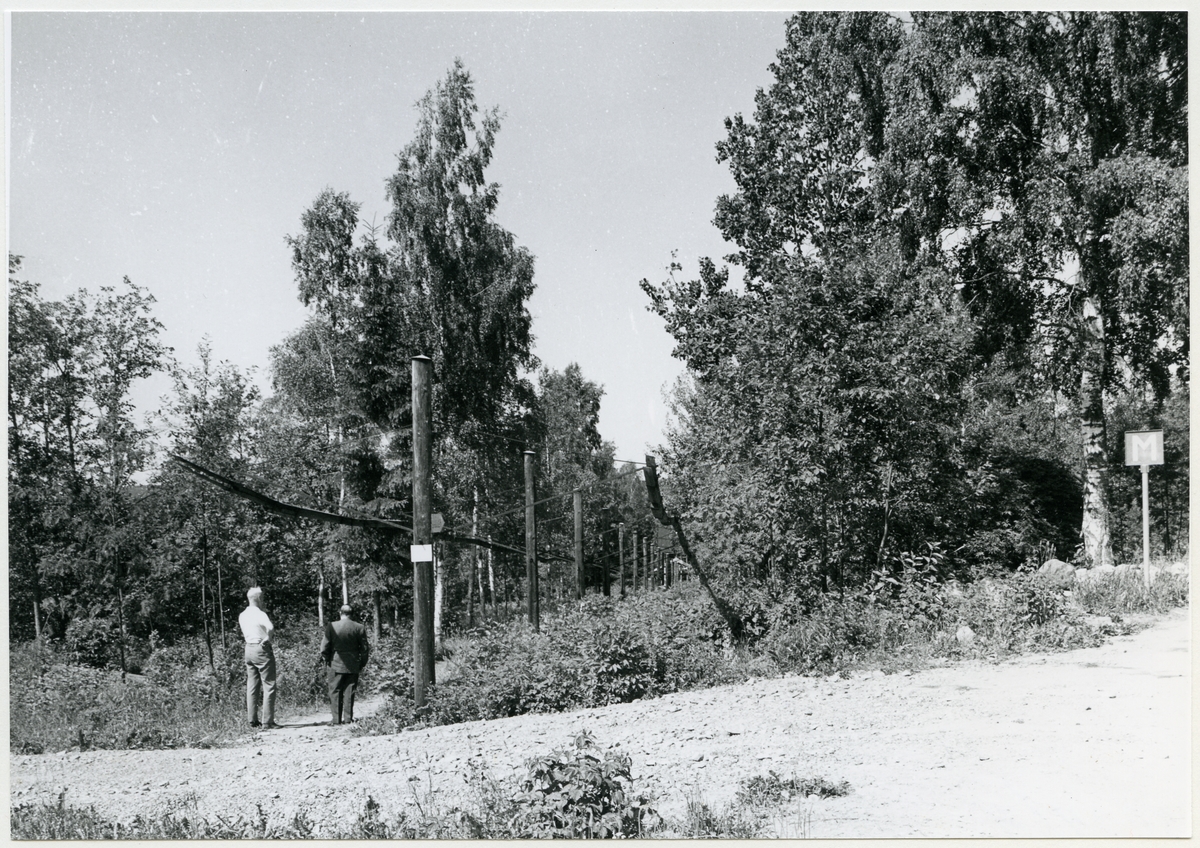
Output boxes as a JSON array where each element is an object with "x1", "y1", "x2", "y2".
[
  {"x1": 329, "y1": 720, "x2": 342, "y2": 726},
  {"x1": 264, "y1": 722, "x2": 280, "y2": 729},
  {"x1": 250, "y1": 721, "x2": 262, "y2": 728}
]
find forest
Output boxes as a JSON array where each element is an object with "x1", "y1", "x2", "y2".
[{"x1": 8, "y1": 12, "x2": 1189, "y2": 760}]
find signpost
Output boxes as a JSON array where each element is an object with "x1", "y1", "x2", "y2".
[{"x1": 1124, "y1": 429, "x2": 1164, "y2": 590}]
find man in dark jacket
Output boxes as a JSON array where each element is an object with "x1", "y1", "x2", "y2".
[{"x1": 320, "y1": 604, "x2": 371, "y2": 725}]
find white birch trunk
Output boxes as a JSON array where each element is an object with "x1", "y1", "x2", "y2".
[{"x1": 1080, "y1": 295, "x2": 1113, "y2": 566}]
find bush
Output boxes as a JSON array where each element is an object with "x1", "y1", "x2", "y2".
[
  {"x1": 762, "y1": 594, "x2": 910, "y2": 676},
  {"x1": 363, "y1": 586, "x2": 733, "y2": 733},
  {"x1": 9, "y1": 643, "x2": 241, "y2": 754},
  {"x1": 510, "y1": 731, "x2": 658, "y2": 838},
  {"x1": 64, "y1": 617, "x2": 117, "y2": 669},
  {"x1": 10, "y1": 618, "x2": 343, "y2": 755}
]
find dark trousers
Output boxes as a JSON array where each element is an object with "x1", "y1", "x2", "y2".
[{"x1": 327, "y1": 668, "x2": 359, "y2": 724}]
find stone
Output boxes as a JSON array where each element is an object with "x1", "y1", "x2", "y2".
[
  {"x1": 1038, "y1": 558, "x2": 1076, "y2": 587},
  {"x1": 955, "y1": 625, "x2": 975, "y2": 644}
]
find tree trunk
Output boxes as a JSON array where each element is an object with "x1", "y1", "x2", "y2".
[
  {"x1": 467, "y1": 489, "x2": 479, "y2": 628},
  {"x1": 487, "y1": 536, "x2": 496, "y2": 616},
  {"x1": 372, "y1": 590, "x2": 382, "y2": 642},
  {"x1": 1080, "y1": 295, "x2": 1114, "y2": 566},
  {"x1": 317, "y1": 569, "x2": 325, "y2": 628},
  {"x1": 668, "y1": 515, "x2": 744, "y2": 640}
]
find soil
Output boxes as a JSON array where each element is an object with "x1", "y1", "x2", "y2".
[{"x1": 9, "y1": 607, "x2": 1191, "y2": 838}]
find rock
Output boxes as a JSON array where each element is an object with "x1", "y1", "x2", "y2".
[
  {"x1": 1038, "y1": 559, "x2": 1076, "y2": 587},
  {"x1": 955, "y1": 625, "x2": 975, "y2": 644}
]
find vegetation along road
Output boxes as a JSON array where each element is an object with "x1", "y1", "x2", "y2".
[{"x1": 10, "y1": 607, "x2": 1189, "y2": 839}]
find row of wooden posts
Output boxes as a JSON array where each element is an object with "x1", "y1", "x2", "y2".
[{"x1": 411, "y1": 357, "x2": 685, "y2": 708}]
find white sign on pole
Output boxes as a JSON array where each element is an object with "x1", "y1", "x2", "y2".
[
  {"x1": 1124, "y1": 429, "x2": 1164, "y2": 466},
  {"x1": 410, "y1": 544, "x2": 433, "y2": 562},
  {"x1": 1124, "y1": 429, "x2": 1165, "y2": 590}
]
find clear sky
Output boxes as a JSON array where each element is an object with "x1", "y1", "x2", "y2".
[{"x1": 8, "y1": 11, "x2": 790, "y2": 463}]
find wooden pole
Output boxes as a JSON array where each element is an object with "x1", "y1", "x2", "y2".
[
  {"x1": 574, "y1": 489, "x2": 584, "y2": 599},
  {"x1": 200, "y1": 543, "x2": 214, "y2": 671},
  {"x1": 632, "y1": 530, "x2": 640, "y2": 593},
  {"x1": 618, "y1": 522, "x2": 626, "y2": 598},
  {"x1": 1142, "y1": 464, "x2": 1152, "y2": 591},
  {"x1": 412, "y1": 355, "x2": 435, "y2": 707},
  {"x1": 602, "y1": 529, "x2": 611, "y2": 596},
  {"x1": 525, "y1": 450, "x2": 539, "y2": 630},
  {"x1": 215, "y1": 561, "x2": 226, "y2": 650}
]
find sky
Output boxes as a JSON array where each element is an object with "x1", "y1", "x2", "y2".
[{"x1": 8, "y1": 11, "x2": 791, "y2": 464}]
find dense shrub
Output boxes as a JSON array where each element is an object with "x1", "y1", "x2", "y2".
[
  {"x1": 64, "y1": 617, "x2": 118, "y2": 669},
  {"x1": 364, "y1": 587, "x2": 732, "y2": 732},
  {"x1": 9, "y1": 642, "x2": 240, "y2": 754},
  {"x1": 511, "y1": 731, "x2": 659, "y2": 838}
]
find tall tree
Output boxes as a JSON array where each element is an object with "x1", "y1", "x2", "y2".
[
  {"x1": 876, "y1": 12, "x2": 1188, "y2": 564},
  {"x1": 659, "y1": 11, "x2": 1187, "y2": 574},
  {"x1": 281, "y1": 60, "x2": 539, "y2": 629},
  {"x1": 7, "y1": 258, "x2": 170, "y2": 643}
]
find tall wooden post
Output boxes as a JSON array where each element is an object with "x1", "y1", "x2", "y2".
[
  {"x1": 632, "y1": 529, "x2": 640, "y2": 593},
  {"x1": 644, "y1": 536, "x2": 650, "y2": 591},
  {"x1": 618, "y1": 522, "x2": 626, "y2": 598},
  {"x1": 574, "y1": 489, "x2": 584, "y2": 600},
  {"x1": 602, "y1": 529, "x2": 612, "y2": 596},
  {"x1": 412, "y1": 355, "x2": 435, "y2": 707},
  {"x1": 524, "y1": 450, "x2": 539, "y2": 630}
]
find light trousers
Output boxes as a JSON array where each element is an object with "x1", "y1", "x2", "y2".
[{"x1": 245, "y1": 643, "x2": 277, "y2": 724}]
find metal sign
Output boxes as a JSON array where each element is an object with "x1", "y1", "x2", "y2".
[
  {"x1": 410, "y1": 544, "x2": 433, "y2": 562},
  {"x1": 431, "y1": 513, "x2": 445, "y2": 534},
  {"x1": 1124, "y1": 429, "x2": 1164, "y2": 466}
]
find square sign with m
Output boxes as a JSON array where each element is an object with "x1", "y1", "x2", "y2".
[{"x1": 1124, "y1": 429, "x2": 1164, "y2": 466}]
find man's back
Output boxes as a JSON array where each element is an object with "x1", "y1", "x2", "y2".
[{"x1": 323, "y1": 617, "x2": 369, "y2": 674}]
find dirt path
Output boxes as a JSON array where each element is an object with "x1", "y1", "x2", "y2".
[{"x1": 9, "y1": 608, "x2": 1191, "y2": 838}]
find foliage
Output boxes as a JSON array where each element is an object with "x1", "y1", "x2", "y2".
[
  {"x1": 8, "y1": 258, "x2": 170, "y2": 644},
  {"x1": 9, "y1": 619, "x2": 337, "y2": 755},
  {"x1": 363, "y1": 586, "x2": 733, "y2": 731},
  {"x1": 643, "y1": 10, "x2": 1188, "y2": 591},
  {"x1": 13, "y1": 735, "x2": 660, "y2": 840},
  {"x1": 646, "y1": 244, "x2": 975, "y2": 595},
  {"x1": 511, "y1": 731, "x2": 658, "y2": 838},
  {"x1": 11, "y1": 795, "x2": 317, "y2": 840},
  {"x1": 9, "y1": 643, "x2": 241, "y2": 755}
]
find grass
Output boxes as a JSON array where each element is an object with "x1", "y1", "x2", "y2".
[
  {"x1": 10, "y1": 622, "x2": 334, "y2": 755},
  {"x1": 11, "y1": 760, "x2": 842, "y2": 840}
]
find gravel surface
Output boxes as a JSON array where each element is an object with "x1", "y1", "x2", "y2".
[{"x1": 9, "y1": 607, "x2": 1191, "y2": 838}]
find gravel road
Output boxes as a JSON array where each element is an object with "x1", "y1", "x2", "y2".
[{"x1": 9, "y1": 607, "x2": 1190, "y2": 838}]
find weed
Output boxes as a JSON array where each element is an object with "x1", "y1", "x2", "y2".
[
  {"x1": 1074, "y1": 569, "x2": 1189, "y2": 616},
  {"x1": 678, "y1": 795, "x2": 763, "y2": 838},
  {"x1": 737, "y1": 771, "x2": 852, "y2": 806},
  {"x1": 513, "y1": 730, "x2": 659, "y2": 838}
]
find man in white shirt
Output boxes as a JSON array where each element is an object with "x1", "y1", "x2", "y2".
[{"x1": 238, "y1": 586, "x2": 277, "y2": 728}]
